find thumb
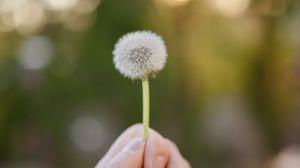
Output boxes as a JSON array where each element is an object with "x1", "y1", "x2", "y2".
[{"x1": 105, "y1": 137, "x2": 145, "y2": 168}]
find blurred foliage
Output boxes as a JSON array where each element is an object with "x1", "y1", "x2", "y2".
[{"x1": 1, "y1": 0, "x2": 300, "y2": 167}]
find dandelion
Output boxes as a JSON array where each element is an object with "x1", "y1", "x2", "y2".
[{"x1": 113, "y1": 31, "x2": 167, "y2": 139}]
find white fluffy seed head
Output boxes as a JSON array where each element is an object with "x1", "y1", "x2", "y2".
[{"x1": 113, "y1": 31, "x2": 167, "y2": 80}]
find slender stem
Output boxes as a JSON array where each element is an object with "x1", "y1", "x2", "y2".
[{"x1": 142, "y1": 76, "x2": 150, "y2": 140}]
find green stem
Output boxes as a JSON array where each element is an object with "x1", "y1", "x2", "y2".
[{"x1": 142, "y1": 76, "x2": 150, "y2": 140}]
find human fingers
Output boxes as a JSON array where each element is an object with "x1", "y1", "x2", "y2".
[
  {"x1": 104, "y1": 137, "x2": 145, "y2": 168},
  {"x1": 95, "y1": 123, "x2": 143, "y2": 167},
  {"x1": 144, "y1": 129, "x2": 170, "y2": 168},
  {"x1": 165, "y1": 139, "x2": 191, "y2": 168}
]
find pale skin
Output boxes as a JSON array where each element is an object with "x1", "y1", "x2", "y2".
[{"x1": 95, "y1": 124, "x2": 191, "y2": 168}]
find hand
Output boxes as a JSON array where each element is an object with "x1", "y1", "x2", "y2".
[{"x1": 95, "y1": 124, "x2": 190, "y2": 168}]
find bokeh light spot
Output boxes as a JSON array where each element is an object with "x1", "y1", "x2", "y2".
[
  {"x1": 0, "y1": 0, "x2": 101, "y2": 34},
  {"x1": 70, "y1": 116, "x2": 106, "y2": 151},
  {"x1": 43, "y1": 0, "x2": 78, "y2": 10},
  {"x1": 159, "y1": 0, "x2": 190, "y2": 7},
  {"x1": 73, "y1": 0, "x2": 101, "y2": 14},
  {"x1": 17, "y1": 36, "x2": 54, "y2": 70},
  {"x1": 210, "y1": 0, "x2": 250, "y2": 18}
]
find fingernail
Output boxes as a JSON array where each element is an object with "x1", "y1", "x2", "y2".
[
  {"x1": 153, "y1": 155, "x2": 166, "y2": 168},
  {"x1": 123, "y1": 137, "x2": 144, "y2": 152}
]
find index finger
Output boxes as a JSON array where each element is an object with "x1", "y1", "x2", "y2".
[
  {"x1": 96, "y1": 123, "x2": 143, "y2": 166},
  {"x1": 165, "y1": 139, "x2": 191, "y2": 168}
]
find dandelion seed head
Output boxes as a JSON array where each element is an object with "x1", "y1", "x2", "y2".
[{"x1": 113, "y1": 31, "x2": 167, "y2": 80}]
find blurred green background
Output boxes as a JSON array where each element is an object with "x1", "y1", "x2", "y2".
[{"x1": 1, "y1": 0, "x2": 300, "y2": 167}]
